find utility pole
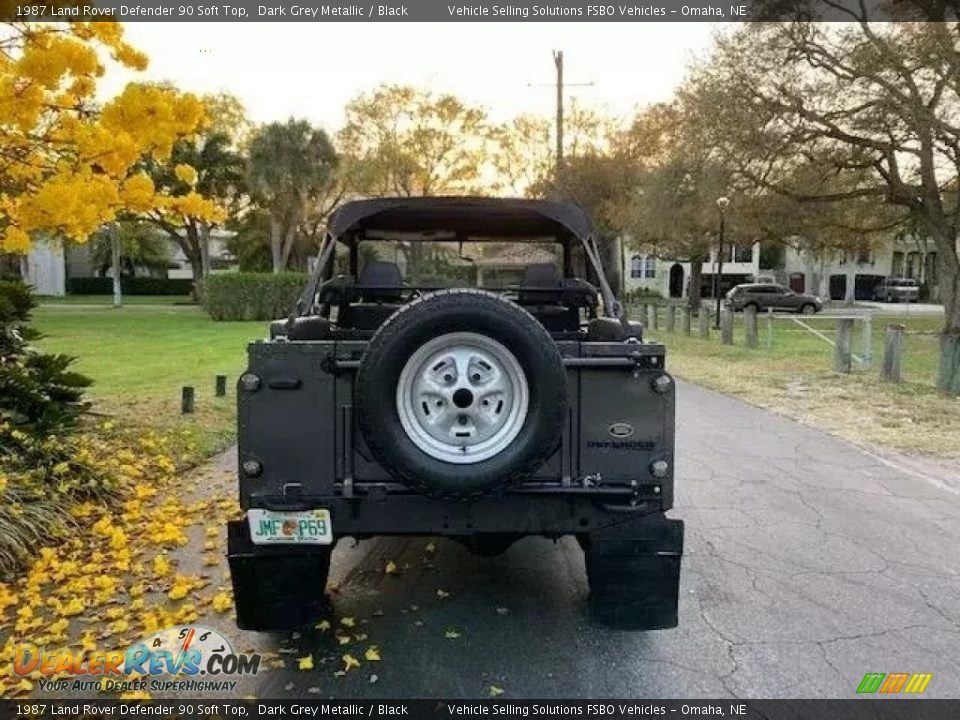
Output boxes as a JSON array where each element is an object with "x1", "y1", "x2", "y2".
[
  {"x1": 714, "y1": 197, "x2": 730, "y2": 328},
  {"x1": 554, "y1": 50, "x2": 564, "y2": 188},
  {"x1": 528, "y1": 51, "x2": 594, "y2": 198}
]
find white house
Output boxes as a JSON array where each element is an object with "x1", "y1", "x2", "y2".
[
  {"x1": 23, "y1": 237, "x2": 66, "y2": 296},
  {"x1": 624, "y1": 232, "x2": 944, "y2": 304},
  {"x1": 17, "y1": 226, "x2": 237, "y2": 297},
  {"x1": 771, "y1": 233, "x2": 940, "y2": 301},
  {"x1": 623, "y1": 241, "x2": 762, "y2": 300}
]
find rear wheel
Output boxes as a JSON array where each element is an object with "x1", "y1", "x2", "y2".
[
  {"x1": 744, "y1": 302, "x2": 760, "y2": 313},
  {"x1": 799, "y1": 303, "x2": 817, "y2": 315}
]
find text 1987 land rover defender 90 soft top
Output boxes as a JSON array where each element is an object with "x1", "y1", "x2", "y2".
[{"x1": 227, "y1": 197, "x2": 683, "y2": 631}]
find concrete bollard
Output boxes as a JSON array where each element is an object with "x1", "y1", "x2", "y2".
[
  {"x1": 648, "y1": 304, "x2": 658, "y2": 331},
  {"x1": 881, "y1": 324, "x2": 905, "y2": 383},
  {"x1": 698, "y1": 308, "x2": 709, "y2": 339},
  {"x1": 766, "y1": 308, "x2": 774, "y2": 351},
  {"x1": 215, "y1": 375, "x2": 227, "y2": 397},
  {"x1": 721, "y1": 310, "x2": 734, "y2": 345},
  {"x1": 681, "y1": 307, "x2": 691, "y2": 336},
  {"x1": 834, "y1": 318, "x2": 854, "y2": 373},
  {"x1": 665, "y1": 305, "x2": 676, "y2": 333},
  {"x1": 181, "y1": 386, "x2": 195, "y2": 414},
  {"x1": 744, "y1": 306, "x2": 758, "y2": 349}
]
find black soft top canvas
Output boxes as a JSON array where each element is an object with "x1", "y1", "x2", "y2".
[{"x1": 327, "y1": 196, "x2": 594, "y2": 241}]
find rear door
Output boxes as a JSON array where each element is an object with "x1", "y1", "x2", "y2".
[
  {"x1": 743, "y1": 286, "x2": 768, "y2": 308},
  {"x1": 768, "y1": 285, "x2": 795, "y2": 310},
  {"x1": 754, "y1": 285, "x2": 779, "y2": 309}
]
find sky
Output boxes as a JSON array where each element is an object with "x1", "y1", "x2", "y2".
[{"x1": 99, "y1": 22, "x2": 724, "y2": 131}]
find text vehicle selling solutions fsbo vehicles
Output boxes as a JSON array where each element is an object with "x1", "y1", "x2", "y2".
[{"x1": 227, "y1": 197, "x2": 683, "y2": 630}]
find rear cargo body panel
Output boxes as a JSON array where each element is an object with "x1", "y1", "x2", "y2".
[{"x1": 237, "y1": 338, "x2": 674, "y2": 537}]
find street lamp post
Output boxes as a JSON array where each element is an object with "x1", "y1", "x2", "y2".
[{"x1": 714, "y1": 196, "x2": 730, "y2": 329}]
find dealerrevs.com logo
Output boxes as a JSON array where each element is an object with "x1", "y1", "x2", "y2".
[{"x1": 14, "y1": 625, "x2": 260, "y2": 694}]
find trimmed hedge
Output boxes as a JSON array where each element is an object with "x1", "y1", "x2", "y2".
[
  {"x1": 200, "y1": 272, "x2": 309, "y2": 321},
  {"x1": 66, "y1": 277, "x2": 195, "y2": 296}
]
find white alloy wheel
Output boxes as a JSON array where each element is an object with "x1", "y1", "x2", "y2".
[{"x1": 396, "y1": 332, "x2": 529, "y2": 464}]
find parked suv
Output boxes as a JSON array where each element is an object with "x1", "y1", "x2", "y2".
[
  {"x1": 227, "y1": 197, "x2": 683, "y2": 632},
  {"x1": 725, "y1": 283, "x2": 823, "y2": 314},
  {"x1": 873, "y1": 277, "x2": 920, "y2": 303}
]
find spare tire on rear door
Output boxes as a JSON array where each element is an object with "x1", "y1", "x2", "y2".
[{"x1": 355, "y1": 289, "x2": 567, "y2": 500}]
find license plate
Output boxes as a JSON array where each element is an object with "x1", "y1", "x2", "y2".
[{"x1": 247, "y1": 508, "x2": 332, "y2": 545}]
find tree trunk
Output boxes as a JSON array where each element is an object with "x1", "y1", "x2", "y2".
[
  {"x1": 922, "y1": 217, "x2": 960, "y2": 395},
  {"x1": 110, "y1": 223, "x2": 122, "y2": 309},
  {"x1": 937, "y1": 260, "x2": 960, "y2": 396},
  {"x1": 686, "y1": 253, "x2": 705, "y2": 314},
  {"x1": 270, "y1": 215, "x2": 283, "y2": 274},
  {"x1": 279, "y1": 222, "x2": 297, "y2": 272},
  {"x1": 199, "y1": 223, "x2": 212, "y2": 278}
]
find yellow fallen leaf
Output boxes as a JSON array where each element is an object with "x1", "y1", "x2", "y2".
[
  {"x1": 340, "y1": 617, "x2": 356, "y2": 628},
  {"x1": 315, "y1": 619, "x2": 331, "y2": 632},
  {"x1": 444, "y1": 628, "x2": 461, "y2": 639},
  {"x1": 211, "y1": 592, "x2": 232, "y2": 613},
  {"x1": 13, "y1": 678, "x2": 32, "y2": 694},
  {"x1": 333, "y1": 670, "x2": 346, "y2": 677},
  {"x1": 425, "y1": 542, "x2": 436, "y2": 553},
  {"x1": 385, "y1": 560, "x2": 398, "y2": 574},
  {"x1": 489, "y1": 685, "x2": 505, "y2": 697},
  {"x1": 364, "y1": 646, "x2": 381, "y2": 662},
  {"x1": 436, "y1": 589, "x2": 451, "y2": 599},
  {"x1": 336, "y1": 635, "x2": 351, "y2": 645},
  {"x1": 353, "y1": 633, "x2": 368, "y2": 641},
  {"x1": 297, "y1": 654, "x2": 314, "y2": 671},
  {"x1": 120, "y1": 691, "x2": 152, "y2": 700},
  {"x1": 342, "y1": 654, "x2": 360, "y2": 672},
  {"x1": 61, "y1": 598, "x2": 85, "y2": 616}
]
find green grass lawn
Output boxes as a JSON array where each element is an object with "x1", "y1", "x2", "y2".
[
  {"x1": 37, "y1": 294, "x2": 194, "y2": 305},
  {"x1": 35, "y1": 306, "x2": 264, "y2": 459},
  {"x1": 639, "y1": 307, "x2": 958, "y2": 457}
]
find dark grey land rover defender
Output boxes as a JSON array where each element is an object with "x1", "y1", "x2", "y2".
[{"x1": 227, "y1": 197, "x2": 683, "y2": 631}]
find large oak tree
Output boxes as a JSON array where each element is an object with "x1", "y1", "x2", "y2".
[{"x1": 683, "y1": 20, "x2": 960, "y2": 393}]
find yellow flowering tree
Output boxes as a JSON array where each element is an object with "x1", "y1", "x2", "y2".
[
  {"x1": 141, "y1": 124, "x2": 245, "y2": 280},
  {"x1": 0, "y1": 22, "x2": 216, "y2": 254}
]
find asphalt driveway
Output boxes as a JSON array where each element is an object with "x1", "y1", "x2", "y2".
[{"x1": 186, "y1": 380, "x2": 960, "y2": 699}]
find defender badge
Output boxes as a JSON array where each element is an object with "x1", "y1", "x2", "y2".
[{"x1": 608, "y1": 423, "x2": 634, "y2": 438}]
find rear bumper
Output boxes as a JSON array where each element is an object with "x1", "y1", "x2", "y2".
[
  {"x1": 225, "y1": 508, "x2": 685, "y2": 631},
  {"x1": 237, "y1": 490, "x2": 667, "y2": 538}
]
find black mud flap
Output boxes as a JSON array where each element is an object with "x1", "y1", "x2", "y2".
[
  {"x1": 585, "y1": 514, "x2": 683, "y2": 630},
  {"x1": 226, "y1": 520, "x2": 332, "y2": 632}
]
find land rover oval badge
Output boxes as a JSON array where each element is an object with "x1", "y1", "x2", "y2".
[{"x1": 608, "y1": 422, "x2": 634, "y2": 438}]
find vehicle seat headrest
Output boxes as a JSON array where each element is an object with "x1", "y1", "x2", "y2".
[
  {"x1": 519, "y1": 263, "x2": 562, "y2": 305},
  {"x1": 357, "y1": 261, "x2": 402, "y2": 303}
]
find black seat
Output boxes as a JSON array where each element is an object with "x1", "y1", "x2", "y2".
[
  {"x1": 518, "y1": 263, "x2": 579, "y2": 333},
  {"x1": 357, "y1": 261, "x2": 403, "y2": 302},
  {"x1": 519, "y1": 263, "x2": 564, "y2": 305},
  {"x1": 337, "y1": 261, "x2": 403, "y2": 332}
]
